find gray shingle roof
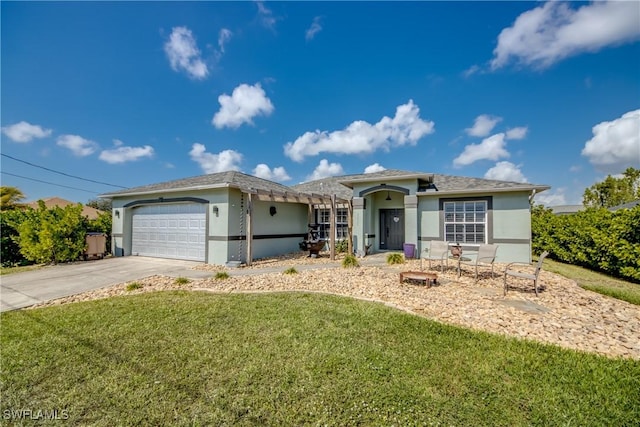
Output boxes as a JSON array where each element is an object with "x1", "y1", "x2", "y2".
[
  {"x1": 102, "y1": 169, "x2": 550, "y2": 199},
  {"x1": 101, "y1": 171, "x2": 295, "y2": 198},
  {"x1": 293, "y1": 169, "x2": 549, "y2": 197},
  {"x1": 550, "y1": 205, "x2": 585, "y2": 215},
  {"x1": 429, "y1": 174, "x2": 549, "y2": 193},
  {"x1": 337, "y1": 169, "x2": 431, "y2": 185},
  {"x1": 609, "y1": 199, "x2": 640, "y2": 211},
  {"x1": 290, "y1": 177, "x2": 353, "y2": 200}
]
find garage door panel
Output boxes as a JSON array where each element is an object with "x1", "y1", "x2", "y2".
[{"x1": 132, "y1": 203, "x2": 206, "y2": 261}]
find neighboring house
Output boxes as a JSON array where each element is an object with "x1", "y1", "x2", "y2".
[
  {"x1": 549, "y1": 200, "x2": 639, "y2": 214},
  {"x1": 24, "y1": 197, "x2": 103, "y2": 220},
  {"x1": 550, "y1": 205, "x2": 585, "y2": 215},
  {"x1": 609, "y1": 200, "x2": 640, "y2": 211},
  {"x1": 100, "y1": 169, "x2": 549, "y2": 265}
]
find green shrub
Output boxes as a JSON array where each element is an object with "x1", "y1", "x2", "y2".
[
  {"x1": 342, "y1": 254, "x2": 359, "y2": 268},
  {"x1": 386, "y1": 252, "x2": 405, "y2": 265},
  {"x1": 126, "y1": 282, "x2": 143, "y2": 291},
  {"x1": 174, "y1": 277, "x2": 190, "y2": 285},
  {"x1": 214, "y1": 271, "x2": 230, "y2": 280},
  {"x1": 1, "y1": 199, "x2": 112, "y2": 267},
  {"x1": 335, "y1": 239, "x2": 348, "y2": 254},
  {"x1": 283, "y1": 267, "x2": 298, "y2": 275},
  {"x1": 14, "y1": 201, "x2": 87, "y2": 264},
  {"x1": 0, "y1": 210, "x2": 29, "y2": 267},
  {"x1": 531, "y1": 204, "x2": 640, "y2": 282}
]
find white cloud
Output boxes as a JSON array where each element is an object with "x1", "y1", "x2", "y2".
[
  {"x1": 491, "y1": 1, "x2": 640, "y2": 70},
  {"x1": 164, "y1": 26, "x2": 208, "y2": 80},
  {"x1": 453, "y1": 133, "x2": 509, "y2": 167},
  {"x1": 307, "y1": 159, "x2": 344, "y2": 181},
  {"x1": 465, "y1": 114, "x2": 502, "y2": 137},
  {"x1": 462, "y1": 65, "x2": 480, "y2": 79},
  {"x1": 252, "y1": 164, "x2": 291, "y2": 182},
  {"x1": 484, "y1": 161, "x2": 528, "y2": 183},
  {"x1": 306, "y1": 16, "x2": 323, "y2": 41},
  {"x1": 56, "y1": 134, "x2": 98, "y2": 157},
  {"x1": 364, "y1": 163, "x2": 386, "y2": 174},
  {"x1": 581, "y1": 109, "x2": 640, "y2": 173},
  {"x1": 212, "y1": 83, "x2": 274, "y2": 129},
  {"x1": 534, "y1": 188, "x2": 567, "y2": 206},
  {"x1": 256, "y1": 1, "x2": 277, "y2": 30},
  {"x1": 1, "y1": 121, "x2": 52, "y2": 143},
  {"x1": 99, "y1": 141, "x2": 154, "y2": 164},
  {"x1": 189, "y1": 143, "x2": 242, "y2": 174},
  {"x1": 284, "y1": 100, "x2": 434, "y2": 162},
  {"x1": 506, "y1": 126, "x2": 528, "y2": 140},
  {"x1": 218, "y1": 28, "x2": 232, "y2": 53}
]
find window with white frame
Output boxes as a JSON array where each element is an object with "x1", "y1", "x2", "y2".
[
  {"x1": 316, "y1": 208, "x2": 348, "y2": 239},
  {"x1": 443, "y1": 201, "x2": 487, "y2": 243}
]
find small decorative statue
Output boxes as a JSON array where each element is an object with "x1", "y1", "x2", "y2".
[{"x1": 450, "y1": 243, "x2": 462, "y2": 257}]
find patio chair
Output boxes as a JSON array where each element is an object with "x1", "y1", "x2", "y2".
[
  {"x1": 459, "y1": 244, "x2": 499, "y2": 281},
  {"x1": 420, "y1": 240, "x2": 449, "y2": 272},
  {"x1": 503, "y1": 251, "x2": 550, "y2": 296}
]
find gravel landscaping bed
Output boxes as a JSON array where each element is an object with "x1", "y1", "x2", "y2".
[{"x1": 30, "y1": 255, "x2": 640, "y2": 359}]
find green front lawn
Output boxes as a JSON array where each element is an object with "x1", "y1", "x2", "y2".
[
  {"x1": 542, "y1": 258, "x2": 640, "y2": 305},
  {"x1": 2, "y1": 292, "x2": 638, "y2": 425}
]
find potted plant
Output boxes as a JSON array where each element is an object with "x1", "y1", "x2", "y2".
[{"x1": 450, "y1": 243, "x2": 462, "y2": 257}]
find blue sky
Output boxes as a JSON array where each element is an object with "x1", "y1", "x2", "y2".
[{"x1": 2, "y1": 1, "x2": 639, "y2": 206}]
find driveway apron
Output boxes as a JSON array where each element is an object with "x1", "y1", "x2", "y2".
[{"x1": 0, "y1": 257, "x2": 211, "y2": 312}]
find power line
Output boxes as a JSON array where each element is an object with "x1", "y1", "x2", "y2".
[
  {"x1": 1, "y1": 153, "x2": 126, "y2": 188},
  {"x1": 1, "y1": 171, "x2": 100, "y2": 194}
]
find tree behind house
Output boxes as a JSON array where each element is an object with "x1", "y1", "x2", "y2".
[{"x1": 583, "y1": 167, "x2": 640, "y2": 208}]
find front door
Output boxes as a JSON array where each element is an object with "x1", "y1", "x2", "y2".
[{"x1": 379, "y1": 209, "x2": 404, "y2": 250}]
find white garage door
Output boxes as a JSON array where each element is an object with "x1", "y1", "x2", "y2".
[{"x1": 131, "y1": 203, "x2": 206, "y2": 261}]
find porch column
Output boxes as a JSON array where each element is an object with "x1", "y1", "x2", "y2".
[
  {"x1": 330, "y1": 194, "x2": 336, "y2": 260},
  {"x1": 246, "y1": 193, "x2": 253, "y2": 266},
  {"x1": 347, "y1": 200, "x2": 353, "y2": 255},
  {"x1": 352, "y1": 197, "x2": 365, "y2": 255},
  {"x1": 404, "y1": 195, "x2": 418, "y2": 256}
]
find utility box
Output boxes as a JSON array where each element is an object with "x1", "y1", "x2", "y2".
[{"x1": 85, "y1": 232, "x2": 107, "y2": 260}]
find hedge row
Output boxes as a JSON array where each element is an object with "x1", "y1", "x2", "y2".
[
  {"x1": 531, "y1": 205, "x2": 640, "y2": 283},
  {"x1": 1, "y1": 201, "x2": 112, "y2": 266}
]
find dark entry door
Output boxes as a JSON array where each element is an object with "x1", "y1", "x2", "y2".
[{"x1": 379, "y1": 209, "x2": 404, "y2": 250}]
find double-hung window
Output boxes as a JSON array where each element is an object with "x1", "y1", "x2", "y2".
[
  {"x1": 316, "y1": 208, "x2": 348, "y2": 239},
  {"x1": 444, "y1": 201, "x2": 487, "y2": 243}
]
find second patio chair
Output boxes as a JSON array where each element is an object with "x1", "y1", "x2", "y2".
[
  {"x1": 458, "y1": 244, "x2": 499, "y2": 281},
  {"x1": 421, "y1": 240, "x2": 449, "y2": 272}
]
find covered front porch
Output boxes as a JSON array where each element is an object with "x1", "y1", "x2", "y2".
[{"x1": 351, "y1": 185, "x2": 419, "y2": 258}]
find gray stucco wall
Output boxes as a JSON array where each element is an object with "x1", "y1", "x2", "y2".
[
  {"x1": 109, "y1": 182, "x2": 535, "y2": 265},
  {"x1": 417, "y1": 191, "x2": 533, "y2": 263},
  {"x1": 250, "y1": 198, "x2": 308, "y2": 260},
  {"x1": 111, "y1": 188, "x2": 309, "y2": 266}
]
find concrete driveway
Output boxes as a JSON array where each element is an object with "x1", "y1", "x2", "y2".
[{"x1": 0, "y1": 257, "x2": 213, "y2": 312}]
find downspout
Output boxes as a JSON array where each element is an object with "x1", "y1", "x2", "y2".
[{"x1": 528, "y1": 189, "x2": 537, "y2": 208}]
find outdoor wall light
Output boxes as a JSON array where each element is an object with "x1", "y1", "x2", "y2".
[
  {"x1": 115, "y1": 210, "x2": 120, "y2": 218},
  {"x1": 212, "y1": 205, "x2": 219, "y2": 216},
  {"x1": 269, "y1": 206, "x2": 277, "y2": 216}
]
